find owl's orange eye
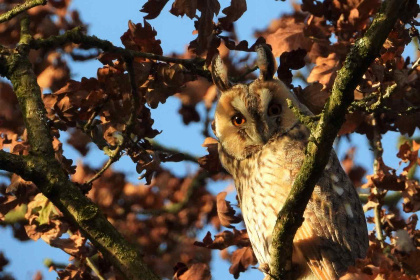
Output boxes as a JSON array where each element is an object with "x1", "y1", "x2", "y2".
[
  {"x1": 268, "y1": 103, "x2": 282, "y2": 116},
  {"x1": 231, "y1": 113, "x2": 246, "y2": 126}
]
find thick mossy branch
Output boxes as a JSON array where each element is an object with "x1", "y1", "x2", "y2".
[
  {"x1": 0, "y1": 0, "x2": 47, "y2": 23},
  {"x1": 0, "y1": 19, "x2": 160, "y2": 280},
  {"x1": 269, "y1": 0, "x2": 410, "y2": 279},
  {"x1": 29, "y1": 27, "x2": 211, "y2": 80}
]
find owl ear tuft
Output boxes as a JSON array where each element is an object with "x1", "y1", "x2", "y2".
[
  {"x1": 211, "y1": 54, "x2": 232, "y2": 92},
  {"x1": 256, "y1": 44, "x2": 276, "y2": 81}
]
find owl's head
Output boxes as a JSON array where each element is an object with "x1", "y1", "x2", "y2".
[{"x1": 212, "y1": 45, "x2": 304, "y2": 160}]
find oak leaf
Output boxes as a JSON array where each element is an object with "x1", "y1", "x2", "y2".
[
  {"x1": 194, "y1": 229, "x2": 250, "y2": 250},
  {"x1": 179, "y1": 263, "x2": 211, "y2": 280},
  {"x1": 216, "y1": 192, "x2": 241, "y2": 228},
  {"x1": 229, "y1": 247, "x2": 257, "y2": 279},
  {"x1": 198, "y1": 137, "x2": 222, "y2": 172},
  {"x1": 277, "y1": 48, "x2": 307, "y2": 86},
  {"x1": 141, "y1": 0, "x2": 170, "y2": 19},
  {"x1": 219, "y1": 0, "x2": 247, "y2": 30},
  {"x1": 170, "y1": 0, "x2": 198, "y2": 18},
  {"x1": 264, "y1": 15, "x2": 313, "y2": 57},
  {"x1": 294, "y1": 82, "x2": 330, "y2": 115},
  {"x1": 120, "y1": 20, "x2": 162, "y2": 58},
  {"x1": 307, "y1": 53, "x2": 340, "y2": 90}
]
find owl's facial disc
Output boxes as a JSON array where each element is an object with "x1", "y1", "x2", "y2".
[{"x1": 214, "y1": 87, "x2": 268, "y2": 160}]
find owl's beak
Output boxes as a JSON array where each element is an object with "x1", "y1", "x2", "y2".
[
  {"x1": 248, "y1": 132, "x2": 265, "y2": 145},
  {"x1": 255, "y1": 122, "x2": 270, "y2": 143}
]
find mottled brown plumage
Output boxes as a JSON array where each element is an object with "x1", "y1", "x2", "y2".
[{"x1": 212, "y1": 46, "x2": 368, "y2": 280}]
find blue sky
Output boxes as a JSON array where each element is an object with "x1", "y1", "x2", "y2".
[{"x1": 0, "y1": 0, "x2": 416, "y2": 279}]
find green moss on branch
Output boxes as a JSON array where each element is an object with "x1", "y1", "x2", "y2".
[{"x1": 0, "y1": 0, "x2": 47, "y2": 23}]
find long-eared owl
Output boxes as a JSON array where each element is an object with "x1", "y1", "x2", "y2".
[{"x1": 211, "y1": 45, "x2": 368, "y2": 280}]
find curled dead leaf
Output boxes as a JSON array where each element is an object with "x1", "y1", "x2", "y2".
[
  {"x1": 229, "y1": 246, "x2": 257, "y2": 279},
  {"x1": 198, "y1": 137, "x2": 222, "y2": 172},
  {"x1": 216, "y1": 192, "x2": 242, "y2": 228}
]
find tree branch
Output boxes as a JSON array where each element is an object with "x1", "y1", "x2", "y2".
[
  {"x1": 29, "y1": 27, "x2": 211, "y2": 80},
  {"x1": 370, "y1": 116, "x2": 387, "y2": 247},
  {"x1": 0, "y1": 18, "x2": 160, "y2": 280},
  {"x1": 149, "y1": 140, "x2": 199, "y2": 164},
  {"x1": 286, "y1": 99, "x2": 318, "y2": 131},
  {"x1": 0, "y1": 0, "x2": 47, "y2": 24},
  {"x1": 268, "y1": 0, "x2": 410, "y2": 279}
]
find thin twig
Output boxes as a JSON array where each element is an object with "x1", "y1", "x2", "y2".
[
  {"x1": 349, "y1": 84, "x2": 397, "y2": 113},
  {"x1": 349, "y1": 84, "x2": 420, "y2": 116},
  {"x1": 67, "y1": 229, "x2": 106, "y2": 280},
  {"x1": 0, "y1": 0, "x2": 47, "y2": 24},
  {"x1": 86, "y1": 257, "x2": 106, "y2": 280},
  {"x1": 85, "y1": 156, "x2": 117, "y2": 185},
  {"x1": 370, "y1": 116, "x2": 387, "y2": 247},
  {"x1": 149, "y1": 140, "x2": 199, "y2": 164},
  {"x1": 374, "y1": 203, "x2": 384, "y2": 245},
  {"x1": 408, "y1": 56, "x2": 420, "y2": 74}
]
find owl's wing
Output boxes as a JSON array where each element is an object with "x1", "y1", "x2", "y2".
[{"x1": 293, "y1": 151, "x2": 369, "y2": 279}]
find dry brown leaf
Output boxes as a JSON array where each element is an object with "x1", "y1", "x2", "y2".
[
  {"x1": 229, "y1": 247, "x2": 257, "y2": 279},
  {"x1": 194, "y1": 229, "x2": 250, "y2": 250},
  {"x1": 198, "y1": 137, "x2": 222, "y2": 172},
  {"x1": 307, "y1": 53, "x2": 340, "y2": 90},
  {"x1": 141, "y1": 0, "x2": 170, "y2": 19},
  {"x1": 170, "y1": 0, "x2": 198, "y2": 19},
  {"x1": 0, "y1": 195, "x2": 19, "y2": 221},
  {"x1": 120, "y1": 20, "x2": 162, "y2": 58},
  {"x1": 265, "y1": 16, "x2": 313, "y2": 57},
  {"x1": 402, "y1": 180, "x2": 420, "y2": 213},
  {"x1": 277, "y1": 48, "x2": 307, "y2": 86},
  {"x1": 294, "y1": 82, "x2": 330, "y2": 114},
  {"x1": 219, "y1": 0, "x2": 247, "y2": 30},
  {"x1": 188, "y1": 0, "x2": 220, "y2": 55},
  {"x1": 397, "y1": 141, "x2": 419, "y2": 174},
  {"x1": 49, "y1": 230, "x2": 87, "y2": 257},
  {"x1": 179, "y1": 263, "x2": 211, "y2": 280},
  {"x1": 216, "y1": 192, "x2": 241, "y2": 228}
]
